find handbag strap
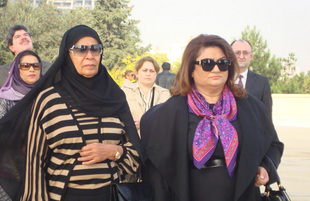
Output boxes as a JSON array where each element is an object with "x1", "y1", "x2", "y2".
[
  {"x1": 265, "y1": 155, "x2": 281, "y2": 184},
  {"x1": 150, "y1": 87, "x2": 155, "y2": 108},
  {"x1": 264, "y1": 156, "x2": 291, "y2": 201}
]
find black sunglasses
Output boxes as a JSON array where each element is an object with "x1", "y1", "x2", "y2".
[
  {"x1": 194, "y1": 58, "x2": 231, "y2": 71},
  {"x1": 69, "y1": 44, "x2": 103, "y2": 57},
  {"x1": 18, "y1": 63, "x2": 42, "y2": 70}
]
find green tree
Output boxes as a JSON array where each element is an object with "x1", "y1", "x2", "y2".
[
  {"x1": 272, "y1": 71, "x2": 310, "y2": 94},
  {"x1": 238, "y1": 26, "x2": 283, "y2": 87},
  {"x1": 0, "y1": 0, "x2": 7, "y2": 7},
  {"x1": 0, "y1": 0, "x2": 148, "y2": 67},
  {"x1": 280, "y1": 52, "x2": 297, "y2": 77},
  {"x1": 0, "y1": 0, "x2": 63, "y2": 64},
  {"x1": 92, "y1": 0, "x2": 150, "y2": 70}
]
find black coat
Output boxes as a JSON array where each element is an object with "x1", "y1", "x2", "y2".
[{"x1": 140, "y1": 94, "x2": 283, "y2": 201}]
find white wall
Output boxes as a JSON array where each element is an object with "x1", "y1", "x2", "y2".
[{"x1": 272, "y1": 94, "x2": 310, "y2": 127}]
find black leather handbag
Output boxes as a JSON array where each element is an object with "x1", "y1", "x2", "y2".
[
  {"x1": 261, "y1": 156, "x2": 291, "y2": 201},
  {"x1": 110, "y1": 168, "x2": 153, "y2": 201}
]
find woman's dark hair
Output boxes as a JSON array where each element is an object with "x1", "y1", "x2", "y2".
[
  {"x1": 6, "y1": 25, "x2": 30, "y2": 46},
  {"x1": 170, "y1": 34, "x2": 246, "y2": 98}
]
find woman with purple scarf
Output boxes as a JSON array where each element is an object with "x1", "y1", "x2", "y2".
[
  {"x1": 0, "y1": 50, "x2": 42, "y2": 118},
  {"x1": 0, "y1": 50, "x2": 42, "y2": 200},
  {"x1": 140, "y1": 35, "x2": 284, "y2": 201}
]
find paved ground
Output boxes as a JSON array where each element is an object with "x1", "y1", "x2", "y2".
[{"x1": 273, "y1": 124, "x2": 310, "y2": 201}]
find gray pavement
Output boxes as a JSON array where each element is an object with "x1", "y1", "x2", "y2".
[{"x1": 274, "y1": 125, "x2": 310, "y2": 201}]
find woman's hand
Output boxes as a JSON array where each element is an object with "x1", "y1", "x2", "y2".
[
  {"x1": 78, "y1": 143, "x2": 123, "y2": 165},
  {"x1": 255, "y1": 166, "x2": 269, "y2": 187}
]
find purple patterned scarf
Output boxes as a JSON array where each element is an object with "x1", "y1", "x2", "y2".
[
  {"x1": 0, "y1": 50, "x2": 42, "y2": 101},
  {"x1": 187, "y1": 85, "x2": 238, "y2": 177}
]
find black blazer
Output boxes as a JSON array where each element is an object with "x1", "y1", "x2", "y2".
[
  {"x1": 246, "y1": 70, "x2": 272, "y2": 117},
  {"x1": 141, "y1": 95, "x2": 283, "y2": 201}
]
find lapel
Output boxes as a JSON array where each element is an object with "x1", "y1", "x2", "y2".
[
  {"x1": 143, "y1": 96, "x2": 190, "y2": 201},
  {"x1": 131, "y1": 84, "x2": 145, "y2": 108},
  {"x1": 233, "y1": 97, "x2": 271, "y2": 200},
  {"x1": 245, "y1": 70, "x2": 256, "y2": 93}
]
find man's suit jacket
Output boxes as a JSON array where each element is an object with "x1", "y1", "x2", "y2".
[
  {"x1": 155, "y1": 71, "x2": 175, "y2": 89},
  {"x1": 0, "y1": 61, "x2": 52, "y2": 87},
  {"x1": 245, "y1": 70, "x2": 272, "y2": 117}
]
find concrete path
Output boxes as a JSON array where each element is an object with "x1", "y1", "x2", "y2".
[{"x1": 274, "y1": 124, "x2": 310, "y2": 201}]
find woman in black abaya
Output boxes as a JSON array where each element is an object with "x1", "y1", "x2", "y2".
[{"x1": 0, "y1": 25, "x2": 145, "y2": 201}]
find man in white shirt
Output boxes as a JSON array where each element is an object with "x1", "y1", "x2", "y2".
[{"x1": 231, "y1": 40, "x2": 272, "y2": 118}]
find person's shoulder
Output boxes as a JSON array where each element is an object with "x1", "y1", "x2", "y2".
[
  {"x1": 36, "y1": 85, "x2": 58, "y2": 100},
  {"x1": 237, "y1": 93, "x2": 267, "y2": 112},
  {"x1": 169, "y1": 72, "x2": 176, "y2": 76},
  {"x1": 155, "y1": 84, "x2": 169, "y2": 92},
  {"x1": 248, "y1": 70, "x2": 268, "y2": 80},
  {"x1": 153, "y1": 95, "x2": 184, "y2": 110},
  {"x1": 122, "y1": 82, "x2": 137, "y2": 90},
  {"x1": 41, "y1": 60, "x2": 52, "y2": 74},
  {"x1": 0, "y1": 62, "x2": 12, "y2": 71},
  {"x1": 142, "y1": 95, "x2": 185, "y2": 123},
  {"x1": 156, "y1": 71, "x2": 164, "y2": 77},
  {"x1": 42, "y1": 60, "x2": 52, "y2": 66}
]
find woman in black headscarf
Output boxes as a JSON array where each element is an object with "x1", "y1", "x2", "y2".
[{"x1": 0, "y1": 25, "x2": 145, "y2": 201}]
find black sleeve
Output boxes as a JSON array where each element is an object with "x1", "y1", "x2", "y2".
[{"x1": 142, "y1": 159, "x2": 174, "y2": 201}]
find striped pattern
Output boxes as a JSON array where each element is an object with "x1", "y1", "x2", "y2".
[{"x1": 22, "y1": 86, "x2": 140, "y2": 201}]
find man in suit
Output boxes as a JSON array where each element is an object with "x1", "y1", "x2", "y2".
[
  {"x1": 231, "y1": 40, "x2": 272, "y2": 117},
  {"x1": 0, "y1": 25, "x2": 51, "y2": 87},
  {"x1": 155, "y1": 62, "x2": 175, "y2": 89}
]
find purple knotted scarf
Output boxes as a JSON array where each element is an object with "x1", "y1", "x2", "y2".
[{"x1": 187, "y1": 85, "x2": 238, "y2": 177}]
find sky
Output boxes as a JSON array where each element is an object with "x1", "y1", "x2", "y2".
[{"x1": 129, "y1": 0, "x2": 310, "y2": 73}]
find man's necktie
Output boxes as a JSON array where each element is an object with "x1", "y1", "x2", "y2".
[{"x1": 238, "y1": 75, "x2": 243, "y2": 88}]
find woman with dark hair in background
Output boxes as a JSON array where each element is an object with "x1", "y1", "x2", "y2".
[{"x1": 140, "y1": 34, "x2": 283, "y2": 201}]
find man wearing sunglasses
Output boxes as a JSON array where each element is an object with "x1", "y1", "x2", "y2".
[
  {"x1": 231, "y1": 40, "x2": 272, "y2": 118},
  {"x1": 0, "y1": 25, "x2": 52, "y2": 87}
]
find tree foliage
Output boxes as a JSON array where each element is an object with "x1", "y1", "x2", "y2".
[
  {"x1": 0, "y1": 0, "x2": 150, "y2": 69},
  {"x1": 0, "y1": 0, "x2": 7, "y2": 7},
  {"x1": 239, "y1": 25, "x2": 282, "y2": 85},
  {"x1": 0, "y1": 0, "x2": 63, "y2": 63},
  {"x1": 92, "y1": 0, "x2": 150, "y2": 70},
  {"x1": 237, "y1": 25, "x2": 310, "y2": 94}
]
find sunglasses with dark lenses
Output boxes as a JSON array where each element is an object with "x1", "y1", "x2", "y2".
[
  {"x1": 18, "y1": 63, "x2": 42, "y2": 70},
  {"x1": 69, "y1": 44, "x2": 103, "y2": 57},
  {"x1": 194, "y1": 58, "x2": 231, "y2": 71}
]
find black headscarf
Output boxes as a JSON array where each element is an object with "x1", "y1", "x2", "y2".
[{"x1": 0, "y1": 25, "x2": 146, "y2": 198}]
